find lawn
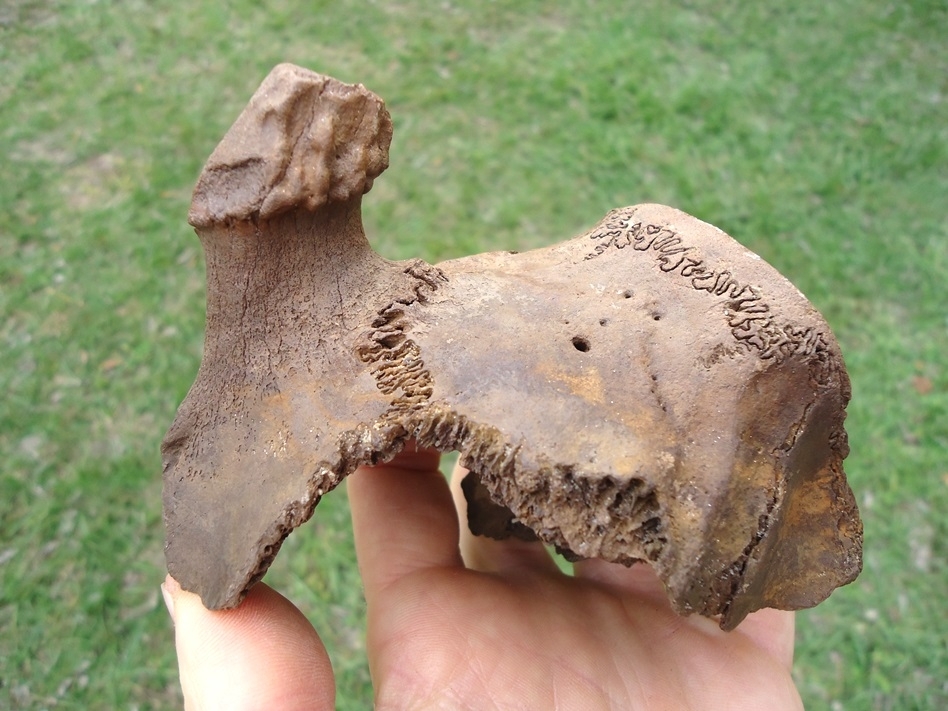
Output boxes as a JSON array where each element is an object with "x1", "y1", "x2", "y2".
[{"x1": 1, "y1": 0, "x2": 945, "y2": 708}]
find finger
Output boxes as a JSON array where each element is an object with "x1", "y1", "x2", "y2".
[
  {"x1": 348, "y1": 441, "x2": 463, "y2": 599},
  {"x1": 162, "y1": 575, "x2": 334, "y2": 711},
  {"x1": 450, "y1": 461, "x2": 560, "y2": 575}
]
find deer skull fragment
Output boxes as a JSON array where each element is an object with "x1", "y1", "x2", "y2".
[{"x1": 162, "y1": 64, "x2": 862, "y2": 629}]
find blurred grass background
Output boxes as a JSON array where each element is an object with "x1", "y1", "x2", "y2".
[{"x1": 1, "y1": 0, "x2": 945, "y2": 708}]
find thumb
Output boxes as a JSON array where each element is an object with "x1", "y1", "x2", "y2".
[{"x1": 162, "y1": 575, "x2": 335, "y2": 711}]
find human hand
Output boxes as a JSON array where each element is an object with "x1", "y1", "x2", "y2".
[{"x1": 162, "y1": 445, "x2": 803, "y2": 710}]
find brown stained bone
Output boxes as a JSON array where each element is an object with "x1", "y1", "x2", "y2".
[{"x1": 161, "y1": 63, "x2": 862, "y2": 629}]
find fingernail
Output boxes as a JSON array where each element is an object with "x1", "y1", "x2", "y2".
[{"x1": 160, "y1": 581, "x2": 175, "y2": 620}]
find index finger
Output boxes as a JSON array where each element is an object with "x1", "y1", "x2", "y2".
[{"x1": 347, "y1": 442, "x2": 463, "y2": 599}]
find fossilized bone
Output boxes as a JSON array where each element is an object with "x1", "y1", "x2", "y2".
[{"x1": 161, "y1": 63, "x2": 862, "y2": 630}]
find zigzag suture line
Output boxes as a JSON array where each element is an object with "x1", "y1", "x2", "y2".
[
  {"x1": 357, "y1": 261, "x2": 448, "y2": 413},
  {"x1": 584, "y1": 208, "x2": 833, "y2": 384}
]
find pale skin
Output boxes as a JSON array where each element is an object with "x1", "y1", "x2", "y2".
[{"x1": 162, "y1": 445, "x2": 804, "y2": 710}]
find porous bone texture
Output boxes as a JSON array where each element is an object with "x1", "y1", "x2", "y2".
[{"x1": 162, "y1": 64, "x2": 862, "y2": 629}]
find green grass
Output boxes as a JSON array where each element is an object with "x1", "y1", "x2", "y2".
[{"x1": 1, "y1": 0, "x2": 945, "y2": 708}]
